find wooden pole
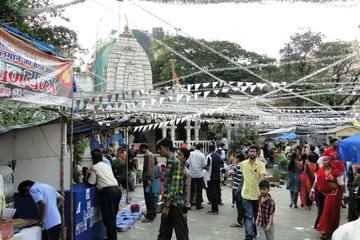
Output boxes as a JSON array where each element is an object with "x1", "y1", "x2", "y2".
[
  {"x1": 69, "y1": 99, "x2": 74, "y2": 240},
  {"x1": 60, "y1": 114, "x2": 66, "y2": 240}
]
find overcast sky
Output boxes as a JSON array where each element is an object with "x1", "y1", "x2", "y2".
[{"x1": 53, "y1": 0, "x2": 360, "y2": 60}]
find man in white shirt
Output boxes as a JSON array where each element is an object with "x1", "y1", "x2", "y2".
[
  {"x1": 88, "y1": 150, "x2": 121, "y2": 240},
  {"x1": 188, "y1": 143, "x2": 206, "y2": 210}
]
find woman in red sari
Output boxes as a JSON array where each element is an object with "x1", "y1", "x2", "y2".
[{"x1": 313, "y1": 156, "x2": 345, "y2": 240}]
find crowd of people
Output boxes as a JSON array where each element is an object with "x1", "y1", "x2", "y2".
[
  {"x1": 282, "y1": 139, "x2": 360, "y2": 240},
  {"x1": 14, "y1": 136, "x2": 360, "y2": 240}
]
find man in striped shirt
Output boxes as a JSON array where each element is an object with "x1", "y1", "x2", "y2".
[{"x1": 230, "y1": 152, "x2": 245, "y2": 228}]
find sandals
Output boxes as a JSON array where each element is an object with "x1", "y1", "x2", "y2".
[{"x1": 230, "y1": 223, "x2": 243, "y2": 228}]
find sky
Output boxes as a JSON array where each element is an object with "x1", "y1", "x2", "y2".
[{"x1": 52, "y1": 0, "x2": 360, "y2": 60}]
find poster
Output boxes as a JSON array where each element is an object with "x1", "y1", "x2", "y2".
[{"x1": 0, "y1": 28, "x2": 73, "y2": 107}]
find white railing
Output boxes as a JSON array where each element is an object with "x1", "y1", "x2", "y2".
[{"x1": 174, "y1": 140, "x2": 212, "y2": 152}]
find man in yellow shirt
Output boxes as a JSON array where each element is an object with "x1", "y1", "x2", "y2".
[{"x1": 240, "y1": 146, "x2": 266, "y2": 240}]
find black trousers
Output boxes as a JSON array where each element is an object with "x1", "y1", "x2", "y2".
[
  {"x1": 143, "y1": 180, "x2": 156, "y2": 220},
  {"x1": 314, "y1": 191, "x2": 325, "y2": 228},
  {"x1": 158, "y1": 206, "x2": 189, "y2": 240},
  {"x1": 42, "y1": 224, "x2": 60, "y2": 240},
  {"x1": 190, "y1": 177, "x2": 203, "y2": 209},
  {"x1": 99, "y1": 186, "x2": 122, "y2": 240},
  {"x1": 207, "y1": 180, "x2": 220, "y2": 212}
]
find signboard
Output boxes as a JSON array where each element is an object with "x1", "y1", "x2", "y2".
[{"x1": 0, "y1": 28, "x2": 73, "y2": 107}]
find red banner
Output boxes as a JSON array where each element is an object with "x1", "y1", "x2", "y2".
[{"x1": 0, "y1": 28, "x2": 73, "y2": 107}]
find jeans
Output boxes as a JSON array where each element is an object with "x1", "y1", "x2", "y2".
[
  {"x1": 234, "y1": 189, "x2": 245, "y2": 225},
  {"x1": 257, "y1": 225, "x2": 274, "y2": 240},
  {"x1": 243, "y1": 198, "x2": 259, "y2": 240},
  {"x1": 144, "y1": 180, "x2": 156, "y2": 220}
]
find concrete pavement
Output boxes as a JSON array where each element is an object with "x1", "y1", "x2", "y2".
[{"x1": 117, "y1": 184, "x2": 347, "y2": 240}]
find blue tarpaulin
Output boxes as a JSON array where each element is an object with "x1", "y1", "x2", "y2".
[
  {"x1": 338, "y1": 133, "x2": 360, "y2": 163},
  {"x1": 272, "y1": 132, "x2": 299, "y2": 140}
]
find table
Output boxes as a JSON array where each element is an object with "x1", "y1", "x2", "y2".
[{"x1": 10, "y1": 226, "x2": 41, "y2": 240}]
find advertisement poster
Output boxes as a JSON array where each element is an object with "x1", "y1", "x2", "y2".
[{"x1": 0, "y1": 28, "x2": 73, "y2": 107}]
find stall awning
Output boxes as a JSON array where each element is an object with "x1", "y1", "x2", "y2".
[
  {"x1": 259, "y1": 127, "x2": 296, "y2": 136},
  {"x1": 272, "y1": 132, "x2": 300, "y2": 141},
  {"x1": 338, "y1": 133, "x2": 360, "y2": 163}
]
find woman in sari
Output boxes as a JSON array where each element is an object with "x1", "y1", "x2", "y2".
[
  {"x1": 303, "y1": 153, "x2": 318, "y2": 209},
  {"x1": 312, "y1": 156, "x2": 345, "y2": 240}
]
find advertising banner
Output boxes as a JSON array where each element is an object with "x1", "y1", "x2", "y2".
[{"x1": 0, "y1": 28, "x2": 73, "y2": 107}]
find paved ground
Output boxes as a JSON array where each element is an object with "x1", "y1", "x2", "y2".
[{"x1": 117, "y1": 184, "x2": 347, "y2": 240}]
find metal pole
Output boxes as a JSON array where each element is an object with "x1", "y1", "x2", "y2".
[
  {"x1": 125, "y1": 126, "x2": 130, "y2": 203},
  {"x1": 60, "y1": 113, "x2": 66, "y2": 240},
  {"x1": 69, "y1": 98, "x2": 74, "y2": 240}
]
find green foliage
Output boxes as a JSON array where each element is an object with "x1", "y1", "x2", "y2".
[
  {"x1": 0, "y1": 101, "x2": 58, "y2": 128},
  {"x1": 277, "y1": 29, "x2": 360, "y2": 107},
  {"x1": 1, "y1": 0, "x2": 80, "y2": 57},
  {"x1": 150, "y1": 35, "x2": 276, "y2": 84},
  {"x1": 208, "y1": 124, "x2": 227, "y2": 140},
  {"x1": 230, "y1": 126, "x2": 263, "y2": 150},
  {"x1": 73, "y1": 139, "x2": 89, "y2": 183}
]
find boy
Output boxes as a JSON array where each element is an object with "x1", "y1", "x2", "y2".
[
  {"x1": 229, "y1": 152, "x2": 245, "y2": 228},
  {"x1": 256, "y1": 180, "x2": 275, "y2": 240}
]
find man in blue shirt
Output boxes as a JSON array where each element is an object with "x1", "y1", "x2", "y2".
[{"x1": 18, "y1": 180, "x2": 64, "y2": 240}]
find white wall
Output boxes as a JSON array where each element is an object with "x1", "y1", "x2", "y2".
[
  {"x1": 0, "y1": 132, "x2": 13, "y2": 163},
  {"x1": 0, "y1": 123, "x2": 70, "y2": 191}
]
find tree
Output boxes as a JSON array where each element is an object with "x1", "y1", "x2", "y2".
[
  {"x1": 277, "y1": 29, "x2": 360, "y2": 107},
  {"x1": 0, "y1": 0, "x2": 80, "y2": 57},
  {"x1": 279, "y1": 29, "x2": 324, "y2": 79},
  {"x1": 150, "y1": 35, "x2": 276, "y2": 86}
]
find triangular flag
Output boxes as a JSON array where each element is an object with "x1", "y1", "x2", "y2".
[
  {"x1": 154, "y1": 123, "x2": 160, "y2": 129},
  {"x1": 176, "y1": 94, "x2": 184, "y2": 102},
  {"x1": 176, "y1": 118, "x2": 182, "y2": 125},
  {"x1": 107, "y1": 94, "x2": 112, "y2": 102},
  {"x1": 186, "y1": 95, "x2": 192, "y2": 103},
  {"x1": 221, "y1": 88, "x2": 229, "y2": 93},
  {"x1": 134, "y1": 126, "x2": 139, "y2": 132},
  {"x1": 203, "y1": 91, "x2": 211, "y2": 98},
  {"x1": 194, "y1": 92, "x2": 201, "y2": 101},
  {"x1": 202, "y1": 82, "x2": 210, "y2": 88},
  {"x1": 168, "y1": 96, "x2": 174, "y2": 101},
  {"x1": 245, "y1": 82, "x2": 253, "y2": 87},
  {"x1": 212, "y1": 82, "x2": 218, "y2": 88},
  {"x1": 115, "y1": 93, "x2": 119, "y2": 102},
  {"x1": 99, "y1": 96, "x2": 103, "y2": 103},
  {"x1": 213, "y1": 89, "x2": 220, "y2": 95},
  {"x1": 194, "y1": 84, "x2": 201, "y2": 91},
  {"x1": 257, "y1": 83, "x2": 267, "y2": 91},
  {"x1": 241, "y1": 86, "x2": 248, "y2": 92},
  {"x1": 187, "y1": 85, "x2": 192, "y2": 92},
  {"x1": 237, "y1": 82, "x2": 243, "y2": 87},
  {"x1": 250, "y1": 85, "x2": 257, "y2": 93}
]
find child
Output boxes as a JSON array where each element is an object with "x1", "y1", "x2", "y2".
[
  {"x1": 152, "y1": 157, "x2": 163, "y2": 204},
  {"x1": 229, "y1": 152, "x2": 245, "y2": 227},
  {"x1": 256, "y1": 180, "x2": 275, "y2": 240}
]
